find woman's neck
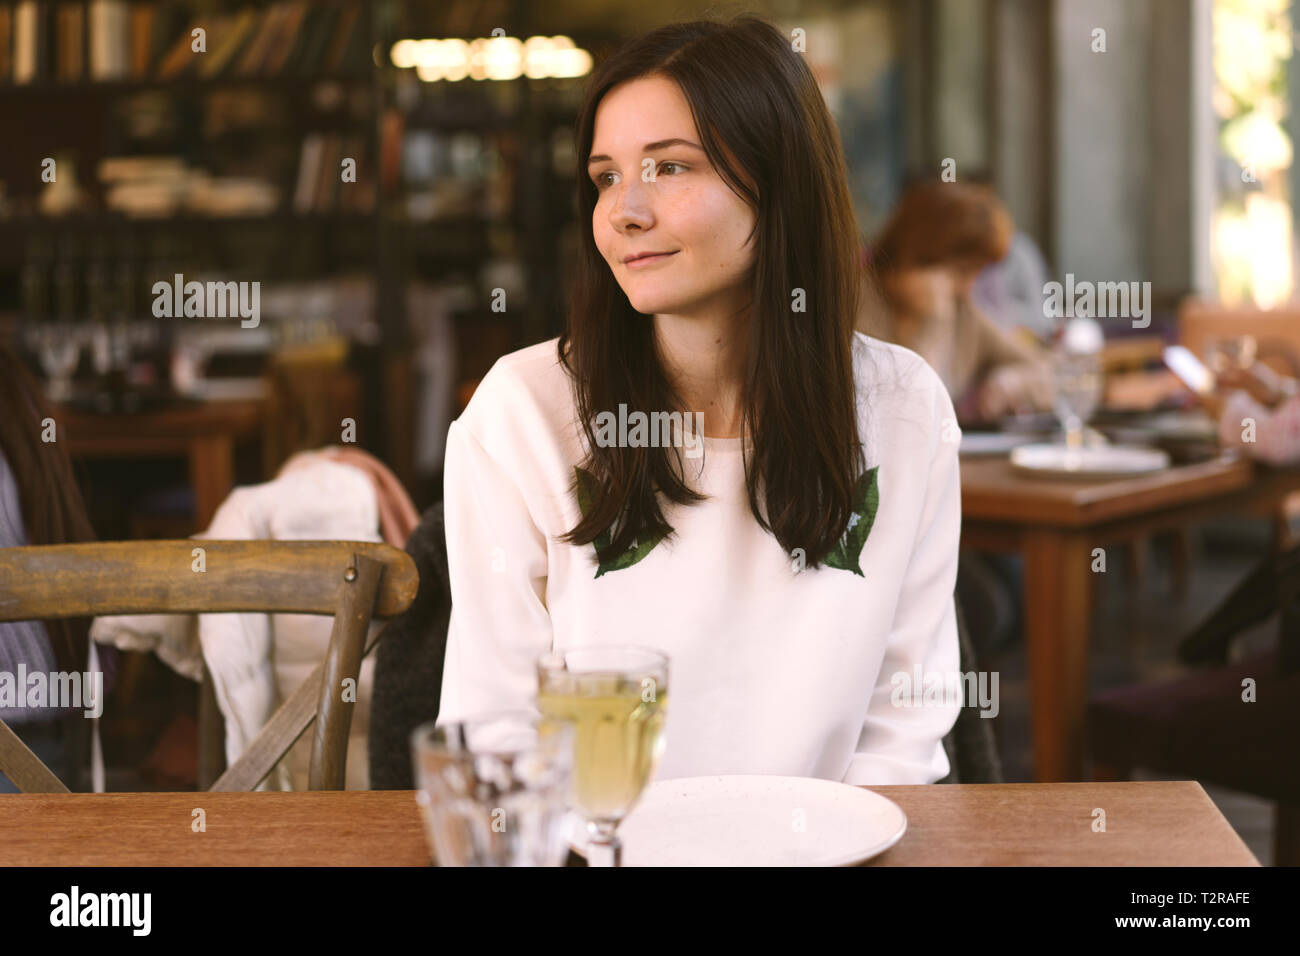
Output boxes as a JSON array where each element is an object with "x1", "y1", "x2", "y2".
[{"x1": 652, "y1": 308, "x2": 749, "y2": 439}]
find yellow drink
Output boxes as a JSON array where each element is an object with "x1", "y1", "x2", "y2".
[{"x1": 537, "y1": 680, "x2": 667, "y2": 823}]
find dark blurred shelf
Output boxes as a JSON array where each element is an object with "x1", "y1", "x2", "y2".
[{"x1": 0, "y1": 212, "x2": 378, "y2": 231}]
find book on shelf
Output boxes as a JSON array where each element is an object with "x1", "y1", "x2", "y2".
[
  {"x1": 157, "y1": 9, "x2": 253, "y2": 80},
  {"x1": 324, "y1": 4, "x2": 360, "y2": 73},
  {"x1": 146, "y1": 3, "x2": 189, "y2": 79},
  {"x1": 199, "y1": 9, "x2": 258, "y2": 78},
  {"x1": 0, "y1": 1, "x2": 369, "y2": 87},
  {"x1": 293, "y1": 133, "x2": 325, "y2": 214},
  {"x1": 89, "y1": 0, "x2": 130, "y2": 81},
  {"x1": 292, "y1": 133, "x2": 374, "y2": 215},
  {"x1": 57, "y1": 2, "x2": 84, "y2": 82},
  {"x1": 0, "y1": 6, "x2": 11, "y2": 83},
  {"x1": 346, "y1": 141, "x2": 376, "y2": 215},
  {"x1": 12, "y1": 1, "x2": 45, "y2": 85},
  {"x1": 285, "y1": 1, "x2": 337, "y2": 76},
  {"x1": 329, "y1": 4, "x2": 368, "y2": 73},
  {"x1": 129, "y1": 2, "x2": 153, "y2": 78},
  {"x1": 234, "y1": 1, "x2": 289, "y2": 76},
  {"x1": 313, "y1": 133, "x2": 343, "y2": 213},
  {"x1": 262, "y1": 2, "x2": 309, "y2": 76}
]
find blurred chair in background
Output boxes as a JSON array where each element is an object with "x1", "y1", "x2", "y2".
[
  {"x1": 262, "y1": 336, "x2": 362, "y2": 474},
  {"x1": 1088, "y1": 543, "x2": 1300, "y2": 865}
]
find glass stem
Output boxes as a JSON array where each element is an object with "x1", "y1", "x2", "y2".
[
  {"x1": 1065, "y1": 416, "x2": 1084, "y2": 451},
  {"x1": 587, "y1": 821, "x2": 621, "y2": 867}
]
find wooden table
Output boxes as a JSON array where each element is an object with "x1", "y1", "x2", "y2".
[
  {"x1": 57, "y1": 398, "x2": 265, "y2": 530},
  {"x1": 961, "y1": 453, "x2": 1300, "y2": 782},
  {"x1": 0, "y1": 782, "x2": 1258, "y2": 866}
]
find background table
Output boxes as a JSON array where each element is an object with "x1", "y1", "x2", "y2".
[
  {"x1": 58, "y1": 398, "x2": 266, "y2": 531},
  {"x1": 960, "y1": 455, "x2": 1300, "y2": 782},
  {"x1": 0, "y1": 782, "x2": 1258, "y2": 866}
]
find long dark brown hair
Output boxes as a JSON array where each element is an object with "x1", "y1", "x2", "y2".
[
  {"x1": 557, "y1": 15, "x2": 865, "y2": 569},
  {"x1": 0, "y1": 342, "x2": 97, "y2": 672}
]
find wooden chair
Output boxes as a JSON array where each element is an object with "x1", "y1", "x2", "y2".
[
  {"x1": 0, "y1": 540, "x2": 417, "y2": 794},
  {"x1": 1088, "y1": 542, "x2": 1300, "y2": 864},
  {"x1": 261, "y1": 338, "x2": 362, "y2": 474}
]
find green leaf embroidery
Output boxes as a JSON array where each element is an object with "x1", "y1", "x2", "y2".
[
  {"x1": 823, "y1": 466, "x2": 880, "y2": 577},
  {"x1": 573, "y1": 466, "x2": 667, "y2": 578}
]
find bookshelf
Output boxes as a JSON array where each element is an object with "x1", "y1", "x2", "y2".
[{"x1": 0, "y1": 0, "x2": 586, "y2": 496}]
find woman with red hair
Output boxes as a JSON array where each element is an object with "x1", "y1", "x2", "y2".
[{"x1": 860, "y1": 180, "x2": 1053, "y2": 423}]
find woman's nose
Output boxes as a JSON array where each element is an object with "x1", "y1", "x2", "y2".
[{"x1": 609, "y1": 180, "x2": 654, "y2": 232}]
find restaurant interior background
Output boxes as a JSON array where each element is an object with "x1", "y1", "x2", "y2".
[{"x1": 1, "y1": 0, "x2": 1297, "y2": 864}]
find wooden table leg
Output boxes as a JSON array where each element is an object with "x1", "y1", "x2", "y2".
[
  {"x1": 1021, "y1": 528, "x2": 1095, "y2": 782},
  {"x1": 189, "y1": 436, "x2": 235, "y2": 531}
]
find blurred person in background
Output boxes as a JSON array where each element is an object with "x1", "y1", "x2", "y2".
[
  {"x1": 1210, "y1": 359, "x2": 1300, "y2": 466},
  {"x1": 858, "y1": 179, "x2": 1054, "y2": 424},
  {"x1": 971, "y1": 231, "x2": 1055, "y2": 341},
  {"x1": 0, "y1": 342, "x2": 111, "y2": 791}
]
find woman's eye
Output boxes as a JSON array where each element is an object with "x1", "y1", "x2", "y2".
[
  {"x1": 658, "y1": 161, "x2": 686, "y2": 176},
  {"x1": 592, "y1": 171, "x2": 616, "y2": 189}
]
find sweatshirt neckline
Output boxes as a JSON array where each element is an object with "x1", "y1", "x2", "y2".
[{"x1": 700, "y1": 434, "x2": 749, "y2": 452}]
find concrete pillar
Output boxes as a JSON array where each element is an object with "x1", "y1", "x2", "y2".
[
  {"x1": 1051, "y1": 0, "x2": 1150, "y2": 286},
  {"x1": 990, "y1": 0, "x2": 1052, "y2": 259}
]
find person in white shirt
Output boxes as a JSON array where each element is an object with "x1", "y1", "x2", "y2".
[{"x1": 437, "y1": 16, "x2": 962, "y2": 786}]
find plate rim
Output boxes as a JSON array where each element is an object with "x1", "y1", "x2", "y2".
[
  {"x1": 1008, "y1": 442, "x2": 1170, "y2": 478},
  {"x1": 568, "y1": 773, "x2": 909, "y2": 867}
]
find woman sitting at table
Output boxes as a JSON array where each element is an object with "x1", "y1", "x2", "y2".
[
  {"x1": 0, "y1": 343, "x2": 105, "y2": 791},
  {"x1": 437, "y1": 16, "x2": 961, "y2": 785},
  {"x1": 859, "y1": 180, "x2": 1054, "y2": 424}
]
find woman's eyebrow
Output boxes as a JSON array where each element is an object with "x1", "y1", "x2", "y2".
[{"x1": 587, "y1": 138, "x2": 705, "y2": 165}]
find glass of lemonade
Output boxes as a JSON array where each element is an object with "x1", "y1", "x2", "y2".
[
  {"x1": 411, "y1": 713, "x2": 575, "y2": 867},
  {"x1": 537, "y1": 645, "x2": 669, "y2": 867}
]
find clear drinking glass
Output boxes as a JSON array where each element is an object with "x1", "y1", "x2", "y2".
[
  {"x1": 1204, "y1": 335, "x2": 1258, "y2": 377},
  {"x1": 537, "y1": 645, "x2": 669, "y2": 867},
  {"x1": 1052, "y1": 348, "x2": 1104, "y2": 452},
  {"x1": 411, "y1": 713, "x2": 575, "y2": 867},
  {"x1": 25, "y1": 323, "x2": 81, "y2": 403}
]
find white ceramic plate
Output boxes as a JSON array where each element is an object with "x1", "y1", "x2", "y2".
[
  {"x1": 1010, "y1": 442, "x2": 1170, "y2": 478},
  {"x1": 568, "y1": 775, "x2": 908, "y2": 867}
]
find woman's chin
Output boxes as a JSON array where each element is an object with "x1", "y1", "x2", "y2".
[{"x1": 624, "y1": 293, "x2": 674, "y2": 316}]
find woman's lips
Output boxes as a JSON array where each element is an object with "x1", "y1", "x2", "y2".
[{"x1": 624, "y1": 251, "x2": 678, "y2": 269}]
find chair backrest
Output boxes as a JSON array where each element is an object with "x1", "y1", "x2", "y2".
[
  {"x1": 1179, "y1": 298, "x2": 1300, "y2": 377},
  {"x1": 369, "y1": 501, "x2": 450, "y2": 789},
  {"x1": 0, "y1": 540, "x2": 417, "y2": 794},
  {"x1": 938, "y1": 597, "x2": 1004, "y2": 784}
]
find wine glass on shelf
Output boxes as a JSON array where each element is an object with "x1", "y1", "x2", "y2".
[
  {"x1": 537, "y1": 645, "x2": 669, "y2": 867},
  {"x1": 410, "y1": 712, "x2": 575, "y2": 867},
  {"x1": 25, "y1": 323, "x2": 81, "y2": 403}
]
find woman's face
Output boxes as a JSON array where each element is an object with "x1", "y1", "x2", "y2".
[{"x1": 587, "y1": 74, "x2": 757, "y2": 319}]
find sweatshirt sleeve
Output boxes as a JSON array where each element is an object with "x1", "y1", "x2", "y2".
[
  {"x1": 436, "y1": 418, "x2": 553, "y2": 725},
  {"x1": 842, "y1": 367, "x2": 963, "y2": 785}
]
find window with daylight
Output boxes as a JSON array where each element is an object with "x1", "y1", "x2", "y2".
[{"x1": 1212, "y1": 0, "x2": 1293, "y2": 306}]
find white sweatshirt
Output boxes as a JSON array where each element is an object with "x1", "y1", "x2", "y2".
[{"x1": 437, "y1": 332, "x2": 963, "y2": 785}]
